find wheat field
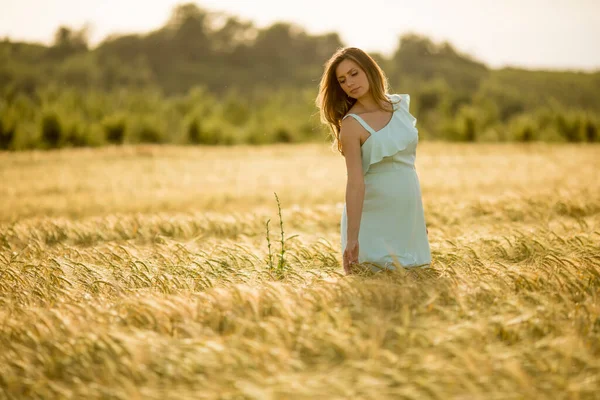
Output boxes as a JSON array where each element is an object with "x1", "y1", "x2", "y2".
[{"x1": 0, "y1": 143, "x2": 599, "y2": 399}]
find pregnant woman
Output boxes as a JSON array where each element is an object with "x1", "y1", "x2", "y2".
[{"x1": 316, "y1": 47, "x2": 431, "y2": 275}]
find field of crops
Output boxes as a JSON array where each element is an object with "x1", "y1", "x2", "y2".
[{"x1": 1, "y1": 143, "x2": 599, "y2": 399}]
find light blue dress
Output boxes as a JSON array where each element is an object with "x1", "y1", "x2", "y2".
[{"x1": 341, "y1": 93, "x2": 431, "y2": 271}]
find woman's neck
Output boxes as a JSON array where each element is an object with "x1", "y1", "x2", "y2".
[{"x1": 356, "y1": 93, "x2": 387, "y2": 113}]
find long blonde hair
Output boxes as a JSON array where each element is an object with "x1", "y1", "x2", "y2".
[{"x1": 316, "y1": 47, "x2": 392, "y2": 154}]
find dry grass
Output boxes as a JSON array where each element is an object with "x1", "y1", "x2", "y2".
[{"x1": 0, "y1": 143, "x2": 599, "y2": 399}]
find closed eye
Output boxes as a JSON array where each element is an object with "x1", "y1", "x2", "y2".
[{"x1": 338, "y1": 70, "x2": 358, "y2": 84}]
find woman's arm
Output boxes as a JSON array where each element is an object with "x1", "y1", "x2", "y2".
[{"x1": 340, "y1": 118, "x2": 365, "y2": 273}]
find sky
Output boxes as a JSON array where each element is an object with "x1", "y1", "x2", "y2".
[{"x1": 1, "y1": 0, "x2": 599, "y2": 71}]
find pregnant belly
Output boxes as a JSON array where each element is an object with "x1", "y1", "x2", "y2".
[{"x1": 363, "y1": 167, "x2": 420, "y2": 213}]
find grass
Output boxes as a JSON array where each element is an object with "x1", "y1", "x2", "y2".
[{"x1": 0, "y1": 142, "x2": 599, "y2": 399}]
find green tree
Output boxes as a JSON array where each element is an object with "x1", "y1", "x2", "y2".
[
  {"x1": 47, "y1": 25, "x2": 89, "y2": 60},
  {"x1": 390, "y1": 34, "x2": 488, "y2": 93}
]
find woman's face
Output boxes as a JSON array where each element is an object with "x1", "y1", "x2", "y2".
[{"x1": 335, "y1": 59, "x2": 370, "y2": 99}]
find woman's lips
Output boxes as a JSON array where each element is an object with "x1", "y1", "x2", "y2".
[{"x1": 350, "y1": 87, "x2": 360, "y2": 94}]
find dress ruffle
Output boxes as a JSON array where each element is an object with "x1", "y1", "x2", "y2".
[
  {"x1": 361, "y1": 93, "x2": 419, "y2": 175},
  {"x1": 394, "y1": 94, "x2": 417, "y2": 127}
]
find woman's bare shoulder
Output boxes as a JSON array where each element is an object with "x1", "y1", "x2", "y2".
[
  {"x1": 341, "y1": 114, "x2": 361, "y2": 131},
  {"x1": 340, "y1": 115, "x2": 362, "y2": 141}
]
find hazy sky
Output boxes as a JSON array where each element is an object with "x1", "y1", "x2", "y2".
[{"x1": 1, "y1": 0, "x2": 599, "y2": 70}]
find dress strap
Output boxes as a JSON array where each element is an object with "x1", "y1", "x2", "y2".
[{"x1": 342, "y1": 113, "x2": 376, "y2": 135}]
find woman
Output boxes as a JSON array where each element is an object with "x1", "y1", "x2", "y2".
[{"x1": 316, "y1": 47, "x2": 431, "y2": 275}]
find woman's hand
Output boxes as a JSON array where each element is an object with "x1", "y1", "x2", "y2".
[{"x1": 343, "y1": 239, "x2": 359, "y2": 275}]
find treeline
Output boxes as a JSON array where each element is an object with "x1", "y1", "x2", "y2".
[
  {"x1": 0, "y1": 2, "x2": 599, "y2": 150},
  {"x1": 0, "y1": 3, "x2": 341, "y2": 95}
]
